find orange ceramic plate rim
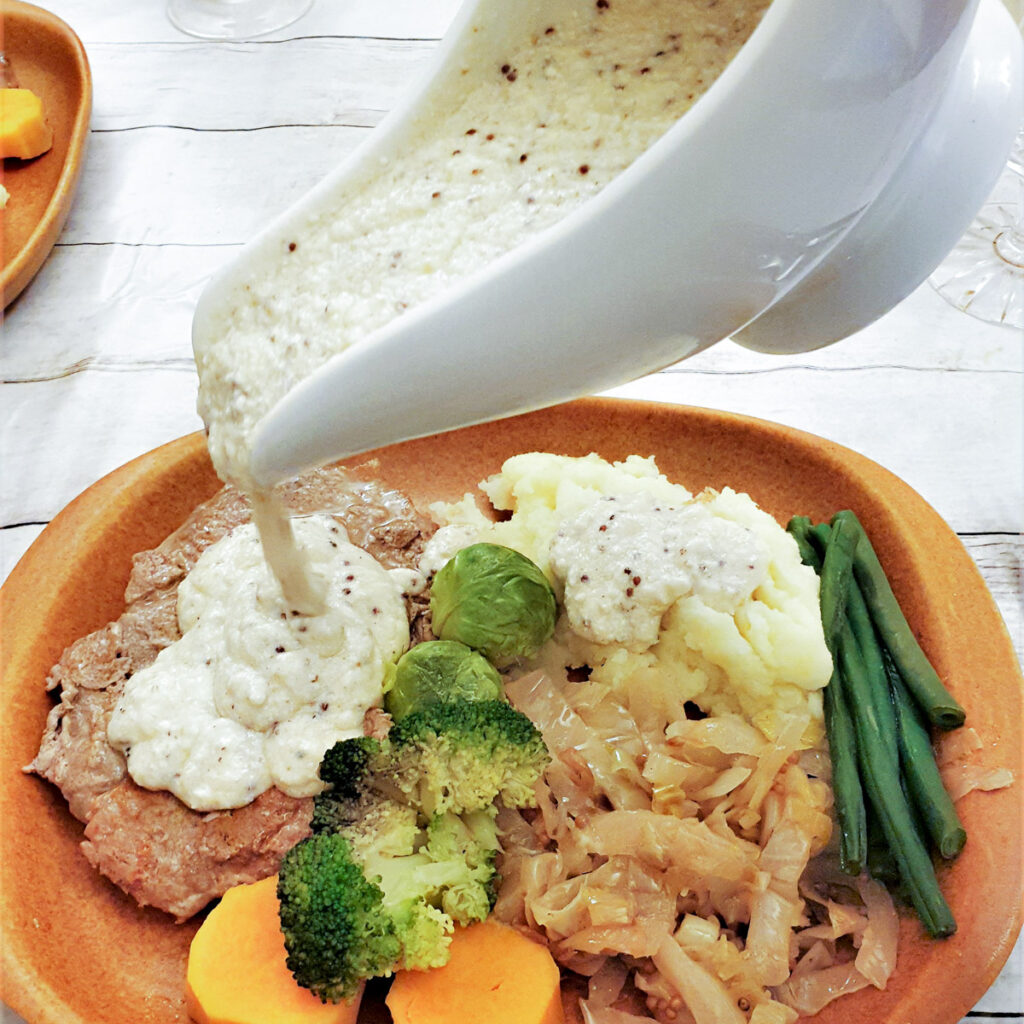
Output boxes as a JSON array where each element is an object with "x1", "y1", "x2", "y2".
[
  {"x1": 1, "y1": 0, "x2": 92, "y2": 307},
  {"x1": 1, "y1": 398, "x2": 1021, "y2": 1024}
]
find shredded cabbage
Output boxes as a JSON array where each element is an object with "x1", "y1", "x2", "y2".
[{"x1": 496, "y1": 668, "x2": 901, "y2": 1022}]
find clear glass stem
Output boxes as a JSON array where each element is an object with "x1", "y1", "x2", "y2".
[
  {"x1": 929, "y1": 124, "x2": 1024, "y2": 329},
  {"x1": 167, "y1": 0, "x2": 312, "y2": 40}
]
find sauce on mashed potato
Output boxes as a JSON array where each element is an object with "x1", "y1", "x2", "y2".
[
  {"x1": 427, "y1": 452, "x2": 831, "y2": 743},
  {"x1": 550, "y1": 491, "x2": 770, "y2": 650}
]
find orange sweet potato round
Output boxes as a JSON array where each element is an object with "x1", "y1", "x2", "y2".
[
  {"x1": 186, "y1": 876, "x2": 362, "y2": 1024},
  {"x1": 386, "y1": 919, "x2": 564, "y2": 1024}
]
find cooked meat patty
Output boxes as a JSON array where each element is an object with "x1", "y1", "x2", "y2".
[
  {"x1": 28, "y1": 463, "x2": 435, "y2": 920},
  {"x1": 81, "y1": 784, "x2": 313, "y2": 921}
]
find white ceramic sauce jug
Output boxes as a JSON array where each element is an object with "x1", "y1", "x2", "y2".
[{"x1": 190, "y1": 0, "x2": 1023, "y2": 486}]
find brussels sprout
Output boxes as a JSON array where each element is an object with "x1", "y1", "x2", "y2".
[
  {"x1": 429, "y1": 543, "x2": 557, "y2": 663},
  {"x1": 385, "y1": 640, "x2": 503, "y2": 721}
]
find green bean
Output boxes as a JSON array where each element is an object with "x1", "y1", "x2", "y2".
[
  {"x1": 819, "y1": 512, "x2": 859, "y2": 650},
  {"x1": 841, "y1": 526, "x2": 963, "y2": 874},
  {"x1": 809, "y1": 521, "x2": 832, "y2": 557},
  {"x1": 845, "y1": 573, "x2": 949, "y2": 857},
  {"x1": 885, "y1": 651, "x2": 967, "y2": 859},
  {"x1": 844, "y1": 569, "x2": 900, "y2": 769},
  {"x1": 787, "y1": 516, "x2": 866, "y2": 875},
  {"x1": 866, "y1": 812, "x2": 900, "y2": 886},
  {"x1": 842, "y1": 511, "x2": 965, "y2": 729},
  {"x1": 786, "y1": 516, "x2": 821, "y2": 570},
  {"x1": 837, "y1": 623, "x2": 956, "y2": 938},
  {"x1": 823, "y1": 663, "x2": 868, "y2": 875},
  {"x1": 788, "y1": 510, "x2": 960, "y2": 931}
]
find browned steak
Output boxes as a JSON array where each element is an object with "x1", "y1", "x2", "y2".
[
  {"x1": 28, "y1": 463, "x2": 435, "y2": 919},
  {"x1": 81, "y1": 783, "x2": 313, "y2": 921}
]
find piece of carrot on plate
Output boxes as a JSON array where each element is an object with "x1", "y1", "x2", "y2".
[{"x1": 0, "y1": 87, "x2": 53, "y2": 159}]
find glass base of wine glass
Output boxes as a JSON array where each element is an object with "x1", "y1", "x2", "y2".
[
  {"x1": 167, "y1": 0, "x2": 313, "y2": 40},
  {"x1": 929, "y1": 202, "x2": 1024, "y2": 330},
  {"x1": 930, "y1": 120, "x2": 1024, "y2": 331}
]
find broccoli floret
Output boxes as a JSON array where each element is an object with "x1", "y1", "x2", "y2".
[
  {"x1": 314, "y1": 700, "x2": 548, "y2": 825},
  {"x1": 278, "y1": 805, "x2": 454, "y2": 1003},
  {"x1": 276, "y1": 831, "x2": 402, "y2": 1003},
  {"x1": 424, "y1": 808, "x2": 502, "y2": 920},
  {"x1": 279, "y1": 699, "x2": 550, "y2": 1002},
  {"x1": 385, "y1": 699, "x2": 551, "y2": 815},
  {"x1": 311, "y1": 736, "x2": 385, "y2": 834},
  {"x1": 318, "y1": 734, "x2": 379, "y2": 798}
]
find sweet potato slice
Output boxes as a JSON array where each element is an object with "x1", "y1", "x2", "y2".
[
  {"x1": 186, "y1": 875, "x2": 362, "y2": 1024},
  {"x1": 386, "y1": 919, "x2": 564, "y2": 1024}
]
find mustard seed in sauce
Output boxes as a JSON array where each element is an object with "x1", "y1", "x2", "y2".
[
  {"x1": 550, "y1": 492, "x2": 769, "y2": 651},
  {"x1": 108, "y1": 517, "x2": 411, "y2": 810},
  {"x1": 197, "y1": 0, "x2": 770, "y2": 494}
]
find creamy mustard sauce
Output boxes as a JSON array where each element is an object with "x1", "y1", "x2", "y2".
[
  {"x1": 250, "y1": 490, "x2": 327, "y2": 615},
  {"x1": 129, "y1": 0, "x2": 771, "y2": 810},
  {"x1": 195, "y1": 0, "x2": 771, "y2": 495},
  {"x1": 549, "y1": 492, "x2": 769, "y2": 651},
  {"x1": 108, "y1": 516, "x2": 417, "y2": 810}
]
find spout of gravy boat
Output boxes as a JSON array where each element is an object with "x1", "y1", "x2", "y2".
[{"x1": 190, "y1": 0, "x2": 1021, "y2": 489}]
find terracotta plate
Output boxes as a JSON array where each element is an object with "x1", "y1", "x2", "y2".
[
  {"x1": 2, "y1": 399, "x2": 1021, "y2": 1024},
  {"x1": 1, "y1": 0, "x2": 91, "y2": 308}
]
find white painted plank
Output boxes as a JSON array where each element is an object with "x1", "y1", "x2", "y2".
[
  {"x1": 60, "y1": 124, "x2": 369, "y2": 244},
  {"x1": 0, "y1": 526, "x2": 44, "y2": 586},
  {"x1": 40, "y1": 0, "x2": 463, "y2": 45},
  {"x1": 969, "y1": 931, "x2": 1023, "y2": 1015},
  {"x1": 959, "y1": 535, "x2": 1023, "y2": 659},
  {"x1": 3, "y1": 243, "x2": 234, "y2": 377},
  {"x1": 714, "y1": 280, "x2": 1023, "y2": 373},
  {"x1": 85, "y1": 37, "x2": 437, "y2": 131},
  {"x1": 605, "y1": 366, "x2": 1023, "y2": 534},
  {"x1": 0, "y1": 371, "x2": 204, "y2": 528}
]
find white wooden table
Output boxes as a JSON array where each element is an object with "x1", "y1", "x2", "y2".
[{"x1": 1, "y1": 2, "x2": 1021, "y2": 1021}]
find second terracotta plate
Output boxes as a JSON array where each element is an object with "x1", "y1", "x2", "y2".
[
  {"x1": 1, "y1": 0, "x2": 91, "y2": 307},
  {"x1": 2, "y1": 399, "x2": 1021, "y2": 1024}
]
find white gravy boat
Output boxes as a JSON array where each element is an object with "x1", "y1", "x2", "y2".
[{"x1": 191, "y1": 0, "x2": 1023, "y2": 487}]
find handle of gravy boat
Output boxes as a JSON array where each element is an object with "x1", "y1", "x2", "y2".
[
  {"x1": 733, "y1": 0, "x2": 1023, "y2": 355},
  {"x1": 239, "y1": 0, "x2": 1003, "y2": 486}
]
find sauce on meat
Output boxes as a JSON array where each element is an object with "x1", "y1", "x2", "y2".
[{"x1": 193, "y1": 0, "x2": 771, "y2": 610}]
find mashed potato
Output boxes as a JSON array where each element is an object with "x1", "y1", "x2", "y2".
[{"x1": 429, "y1": 452, "x2": 831, "y2": 744}]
